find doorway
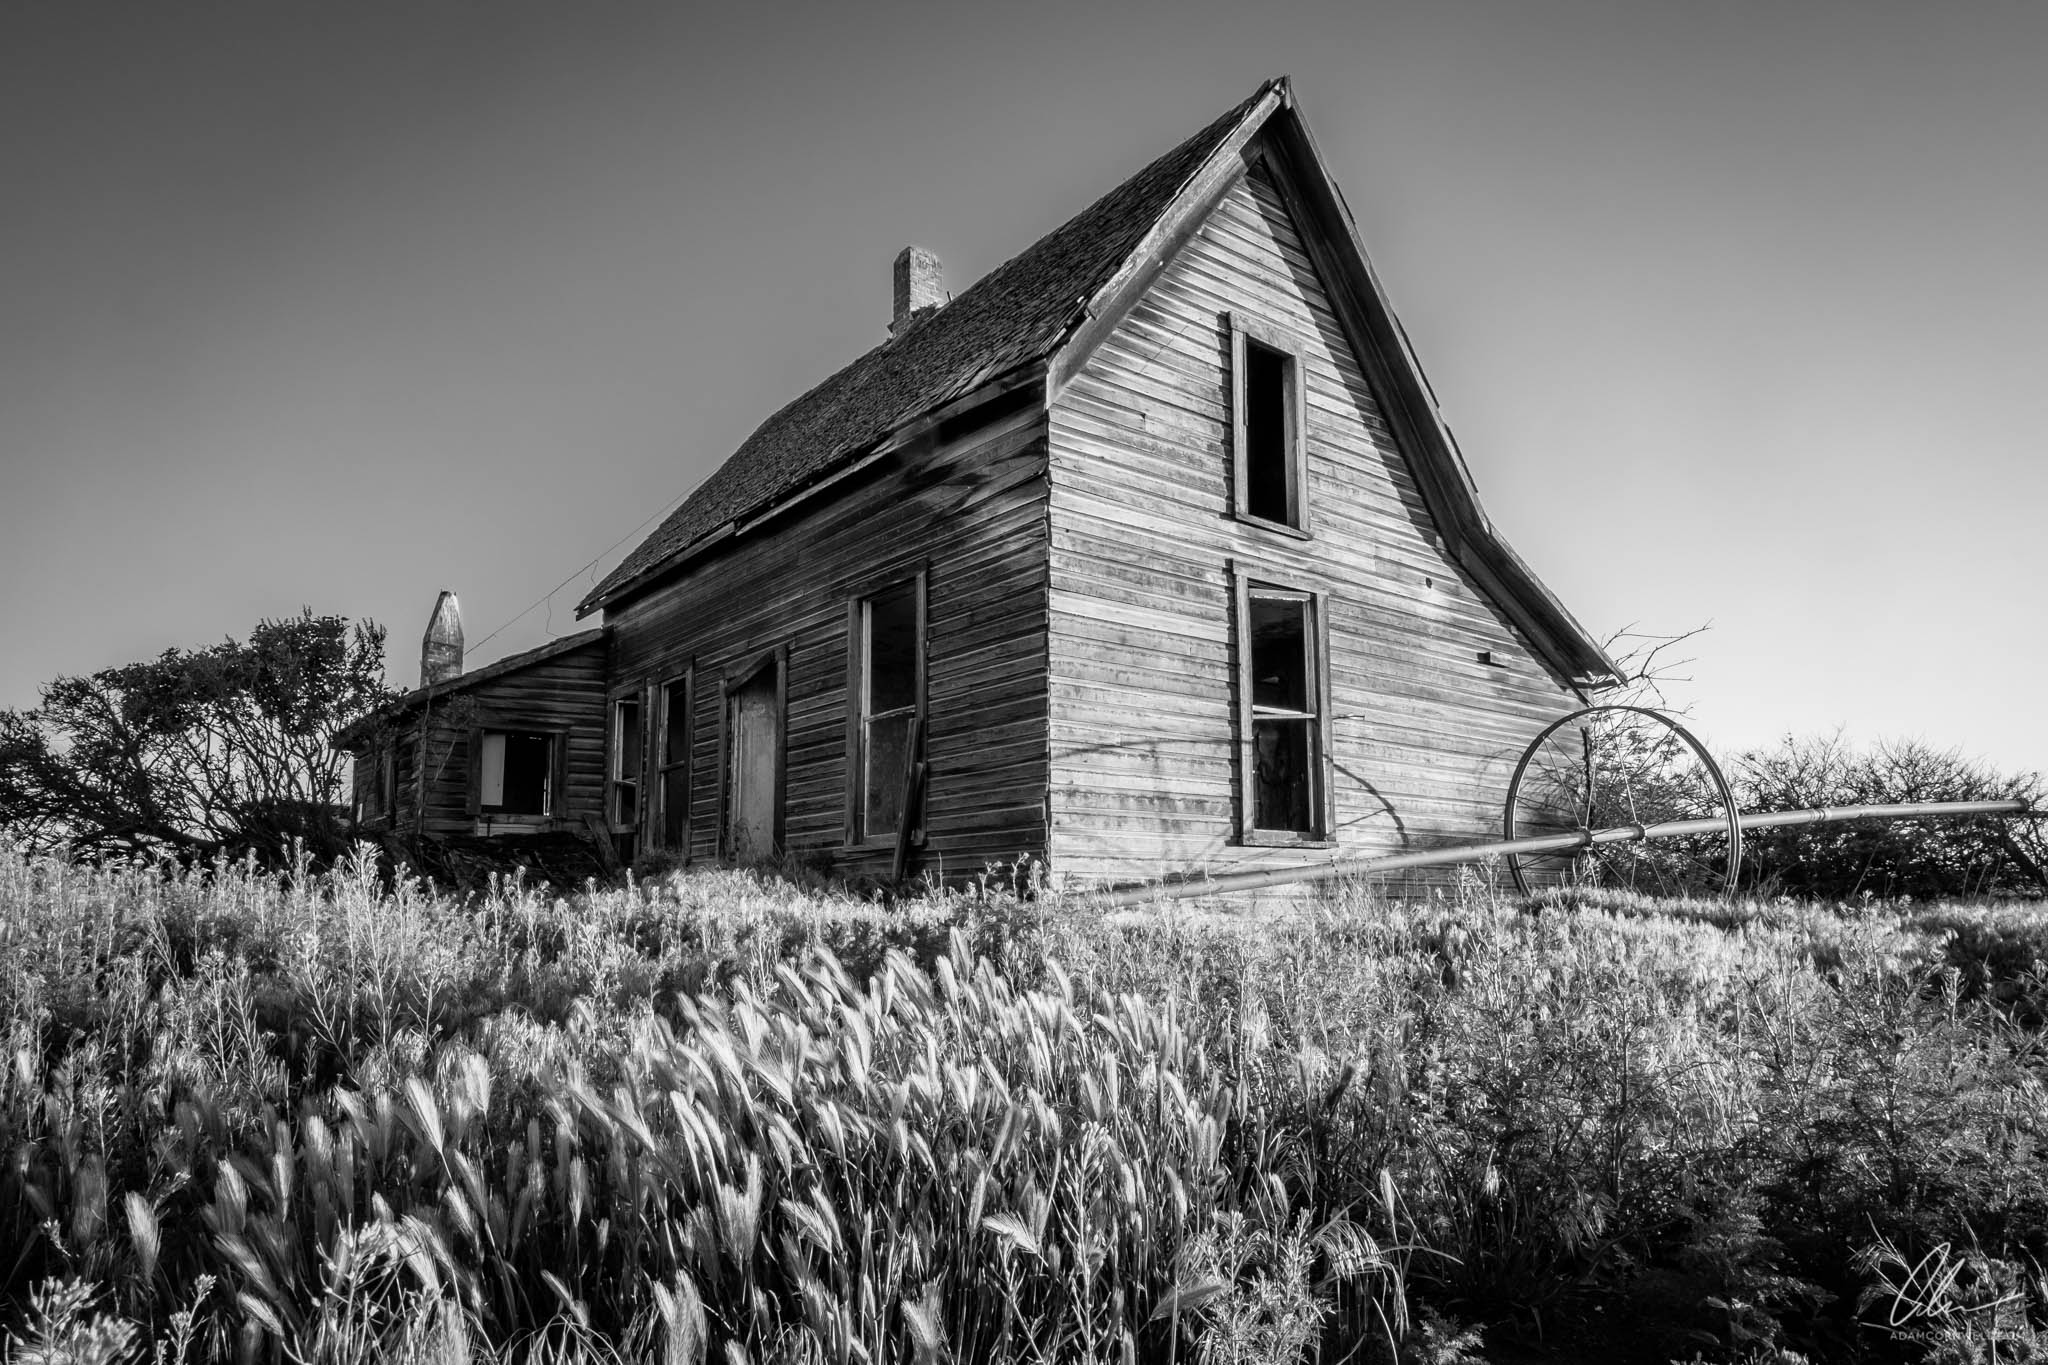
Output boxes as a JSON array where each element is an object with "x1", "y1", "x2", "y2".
[{"x1": 723, "y1": 658, "x2": 781, "y2": 861}]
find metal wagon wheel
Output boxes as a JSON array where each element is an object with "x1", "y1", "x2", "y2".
[{"x1": 1503, "y1": 705, "x2": 1743, "y2": 898}]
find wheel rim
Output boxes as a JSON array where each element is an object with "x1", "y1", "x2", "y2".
[{"x1": 1503, "y1": 705, "x2": 1742, "y2": 899}]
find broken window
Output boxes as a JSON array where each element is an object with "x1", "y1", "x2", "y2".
[
  {"x1": 392, "y1": 739, "x2": 415, "y2": 823},
  {"x1": 611, "y1": 694, "x2": 642, "y2": 836},
  {"x1": 1231, "y1": 315, "x2": 1306, "y2": 531},
  {"x1": 850, "y1": 577, "x2": 923, "y2": 842},
  {"x1": 478, "y1": 730, "x2": 554, "y2": 818},
  {"x1": 353, "y1": 744, "x2": 395, "y2": 825},
  {"x1": 657, "y1": 672, "x2": 691, "y2": 853},
  {"x1": 1239, "y1": 584, "x2": 1326, "y2": 838}
]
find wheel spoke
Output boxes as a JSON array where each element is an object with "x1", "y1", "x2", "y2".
[{"x1": 1505, "y1": 705, "x2": 1741, "y2": 898}]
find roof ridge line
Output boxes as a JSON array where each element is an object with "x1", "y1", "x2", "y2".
[{"x1": 577, "y1": 79, "x2": 1285, "y2": 616}]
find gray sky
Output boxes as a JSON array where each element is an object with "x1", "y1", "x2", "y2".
[{"x1": 3, "y1": 0, "x2": 2043, "y2": 775}]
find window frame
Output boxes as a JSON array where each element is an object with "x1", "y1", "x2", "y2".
[
  {"x1": 653, "y1": 665, "x2": 694, "y2": 859},
  {"x1": 607, "y1": 687, "x2": 648, "y2": 847},
  {"x1": 1228, "y1": 311, "x2": 1312, "y2": 538},
  {"x1": 355, "y1": 743, "x2": 397, "y2": 827},
  {"x1": 464, "y1": 722, "x2": 568, "y2": 828},
  {"x1": 1231, "y1": 562, "x2": 1336, "y2": 847},
  {"x1": 392, "y1": 737, "x2": 417, "y2": 827},
  {"x1": 843, "y1": 565, "x2": 929, "y2": 850}
]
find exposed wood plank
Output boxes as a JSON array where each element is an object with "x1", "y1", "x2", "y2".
[
  {"x1": 351, "y1": 637, "x2": 613, "y2": 839},
  {"x1": 605, "y1": 410, "x2": 1054, "y2": 878},
  {"x1": 1046, "y1": 156, "x2": 1583, "y2": 890}
]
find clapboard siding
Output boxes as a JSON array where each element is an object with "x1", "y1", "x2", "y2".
[
  {"x1": 1046, "y1": 158, "x2": 1580, "y2": 887},
  {"x1": 603, "y1": 403, "x2": 1050, "y2": 879},
  {"x1": 354, "y1": 637, "x2": 610, "y2": 839}
]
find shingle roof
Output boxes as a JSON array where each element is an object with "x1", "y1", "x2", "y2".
[{"x1": 577, "y1": 82, "x2": 1279, "y2": 614}]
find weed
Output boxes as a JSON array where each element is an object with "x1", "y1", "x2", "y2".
[{"x1": 4, "y1": 842, "x2": 2048, "y2": 1362}]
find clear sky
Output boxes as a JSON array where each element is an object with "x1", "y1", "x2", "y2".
[{"x1": 2, "y1": 0, "x2": 2042, "y2": 775}]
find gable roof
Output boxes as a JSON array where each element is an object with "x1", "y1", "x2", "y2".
[
  {"x1": 578, "y1": 79, "x2": 1622, "y2": 690},
  {"x1": 1236, "y1": 101, "x2": 1624, "y2": 690},
  {"x1": 332, "y1": 627, "x2": 608, "y2": 749},
  {"x1": 577, "y1": 82, "x2": 1280, "y2": 616}
]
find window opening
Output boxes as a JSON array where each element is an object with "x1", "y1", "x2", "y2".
[
  {"x1": 393, "y1": 739, "x2": 415, "y2": 823},
  {"x1": 479, "y1": 730, "x2": 554, "y2": 817},
  {"x1": 855, "y1": 579, "x2": 922, "y2": 841},
  {"x1": 1248, "y1": 590, "x2": 1319, "y2": 834},
  {"x1": 611, "y1": 695, "x2": 642, "y2": 839},
  {"x1": 1244, "y1": 339, "x2": 1294, "y2": 524},
  {"x1": 657, "y1": 675, "x2": 691, "y2": 853},
  {"x1": 356, "y1": 745, "x2": 395, "y2": 825}
]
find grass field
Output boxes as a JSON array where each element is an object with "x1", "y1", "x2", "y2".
[{"x1": 4, "y1": 844, "x2": 2047, "y2": 1364}]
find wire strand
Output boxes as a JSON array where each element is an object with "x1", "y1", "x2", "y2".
[{"x1": 464, "y1": 492, "x2": 689, "y2": 659}]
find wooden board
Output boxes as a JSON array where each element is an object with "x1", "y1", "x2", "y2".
[
  {"x1": 603, "y1": 403, "x2": 1051, "y2": 880},
  {"x1": 350, "y1": 635, "x2": 611, "y2": 840},
  {"x1": 1046, "y1": 156, "x2": 1581, "y2": 890}
]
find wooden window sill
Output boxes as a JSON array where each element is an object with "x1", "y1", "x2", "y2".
[
  {"x1": 842, "y1": 836, "x2": 925, "y2": 853},
  {"x1": 1242, "y1": 832, "x2": 1338, "y2": 849},
  {"x1": 1231, "y1": 513, "x2": 1313, "y2": 541}
]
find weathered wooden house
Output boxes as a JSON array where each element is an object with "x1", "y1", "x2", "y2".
[
  {"x1": 344, "y1": 77, "x2": 1622, "y2": 888},
  {"x1": 337, "y1": 593, "x2": 612, "y2": 841}
]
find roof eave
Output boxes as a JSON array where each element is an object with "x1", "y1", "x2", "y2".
[
  {"x1": 577, "y1": 360, "x2": 1049, "y2": 617},
  {"x1": 582, "y1": 83, "x2": 1280, "y2": 620},
  {"x1": 1256, "y1": 102, "x2": 1624, "y2": 691},
  {"x1": 1048, "y1": 79, "x2": 1290, "y2": 396},
  {"x1": 1038, "y1": 85, "x2": 1617, "y2": 691},
  {"x1": 331, "y1": 626, "x2": 610, "y2": 750},
  {"x1": 1458, "y1": 536, "x2": 1627, "y2": 690}
]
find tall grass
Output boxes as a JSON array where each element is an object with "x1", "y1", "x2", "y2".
[{"x1": 4, "y1": 843, "x2": 2048, "y2": 1363}]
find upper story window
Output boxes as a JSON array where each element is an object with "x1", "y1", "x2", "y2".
[
  {"x1": 1230, "y1": 312, "x2": 1309, "y2": 535},
  {"x1": 1233, "y1": 568, "x2": 1333, "y2": 844},
  {"x1": 846, "y1": 571, "x2": 926, "y2": 844}
]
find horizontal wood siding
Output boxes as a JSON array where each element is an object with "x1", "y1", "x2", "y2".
[
  {"x1": 1046, "y1": 160, "x2": 1582, "y2": 888},
  {"x1": 416, "y1": 640, "x2": 610, "y2": 837},
  {"x1": 350, "y1": 640, "x2": 609, "y2": 839},
  {"x1": 605, "y1": 405, "x2": 1050, "y2": 881}
]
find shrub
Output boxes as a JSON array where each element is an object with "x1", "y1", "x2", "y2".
[
  {"x1": 5, "y1": 841, "x2": 2048, "y2": 1361},
  {"x1": 0, "y1": 611, "x2": 392, "y2": 864},
  {"x1": 1731, "y1": 735, "x2": 2046, "y2": 901}
]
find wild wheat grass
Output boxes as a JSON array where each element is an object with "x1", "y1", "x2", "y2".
[{"x1": 3, "y1": 844, "x2": 2046, "y2": 1363}]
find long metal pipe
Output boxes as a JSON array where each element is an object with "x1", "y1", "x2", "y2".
[{"x1": 1096, "y1": 798, "x2": 2032, "y2": 907}]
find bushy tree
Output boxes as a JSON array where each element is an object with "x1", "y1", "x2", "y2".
[
  {"x1": 1730, "y1": 733, "x2": 2046, "y2": 899},
  {"x1": 1550, "y1": 626, "x2": 2047, "y2": 899},
  {"x1": 0, "y1": 610, "x2": 392, "y2": 862}
]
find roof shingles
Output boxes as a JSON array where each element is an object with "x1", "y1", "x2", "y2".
[{"x1": 578, "y1": 83, "x2": 1275, "y2": 614}]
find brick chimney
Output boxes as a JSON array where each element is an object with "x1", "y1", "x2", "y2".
[
  {"x1": 420, "y1": 590, "x2": 463, "y2": 686},
  {"x1": 892, "y1": 245, "x2": 946, "y2": 336}
]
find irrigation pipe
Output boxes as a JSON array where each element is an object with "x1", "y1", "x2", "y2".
[{"x1": 1096, "y1": 799, "x2": 2032, "y2": 907}]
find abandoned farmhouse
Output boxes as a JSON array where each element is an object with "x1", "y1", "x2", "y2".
[{"x1": 338, "y1": 77, "x2": 1622, "y2": 889}]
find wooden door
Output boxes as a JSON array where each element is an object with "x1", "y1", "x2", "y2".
[{"x1": 724, "y1": 668, "x2": 780, "y2": 860}]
